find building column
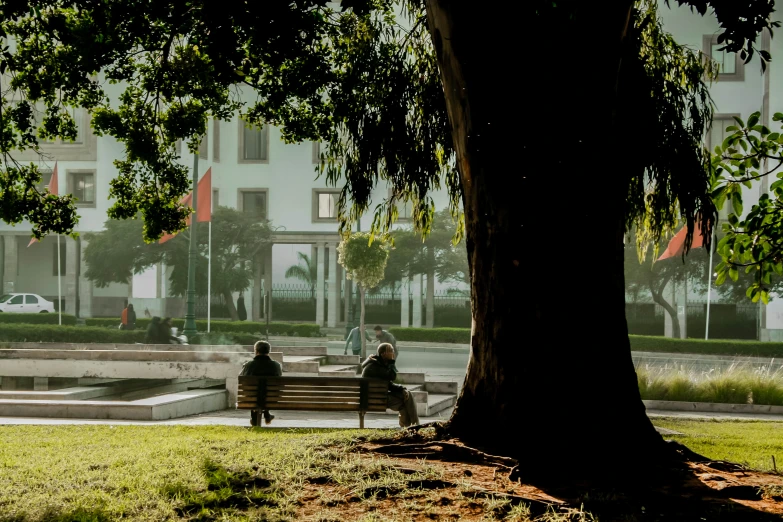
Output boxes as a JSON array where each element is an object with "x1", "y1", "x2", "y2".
[
  {"x1": 412, "y1": 274, "x2": 423, "y2": 328},
  {"x1": 678, "y1": 278, "x2": 688, "y2": 339},
  {"x1": 426, "y1": 269, "x2": 435, "y2": 328},
  {"x1": 252, "y1": 256, "x2": 262, "y2": 321},
  {"x1": 3, "y1": 235, "x2": 18, "y2": 294},
  {"x1": 400, "y1": 276, "x2": 410, "y2": 327},
  {"x1": 327, "y1": 243, "x2": 338, "y2": 327},
  {"x1": 264, "y1": 247, "x2": 274, "y2": 321},
  {"x1": 78, "y1": 237, "x2": 93, "y2": 318},
  {"x1": 343, "y1": 269, "x2": 350, "y2": 325},
  {"x1": 663, "y1": 280, "x2": 675, "y2": 338},
  {"x1": 315, "y1": 243, "x2": 325, "y2": 327},
  {"x1": 64, "y1": 236, "x2": 79, "y2": 316}
]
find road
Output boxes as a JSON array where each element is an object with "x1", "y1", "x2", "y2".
[{"x1": 324, "y1": 343, "x2": 469, "y2": 383}]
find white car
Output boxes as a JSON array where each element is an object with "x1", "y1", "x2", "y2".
[{"x1": 0, "y1": 293, "x2": 56, "y2": 313}]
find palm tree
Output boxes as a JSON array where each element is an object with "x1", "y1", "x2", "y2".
[{"x1": 284, "y1": 252, "x2": 317, "y2": 300}]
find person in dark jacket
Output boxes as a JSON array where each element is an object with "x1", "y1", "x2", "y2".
[
  {"x1": 145, "y1": 317, "x2": 162, "y2": 344},
  {"x1": 237, "y1": 293, "x2": 248, "y2": 321},
  {"x1": 373, "y1": 325, "x2": 398, "y2": 358},
  {"x1": 120, "y1": 303, "x2": 137, "y2": 330},
  {"x1": 240, "y1": 340, "x2": 283, "y2": 426},
  {"x1": 361, "y1": 343, "x2": 419, "y2": 427}
]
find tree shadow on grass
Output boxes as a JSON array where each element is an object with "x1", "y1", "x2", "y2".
[{"x1": 160, "y1": 458, "x2": 279, "y2": 521}]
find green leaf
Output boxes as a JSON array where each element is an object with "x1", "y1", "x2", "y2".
[
  {"x1": 716, "y1": 271, "x2": 727, "y2": 285},
  {"x1": 731, "y1": 192, "x2": 743, "y2": 216},
  {"x1": 747, "y1": 113, "x2": 760, "y2": 128},
  {"x1": 729, "y1": 267, "x2": 739, "y2": 282},
  {"x1": 762, "y1": 290, "x2": 770, "y2": 305}
]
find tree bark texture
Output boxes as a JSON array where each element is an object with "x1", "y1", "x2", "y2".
[
  {"x1": 424, "y1": 1, "x2": 662, "y2": 470},
  {"x1": 223, "y1": 290, "x2": 238, "y2": 322},
  {"x1": 649, "y1": 271, "x2": 680, "y2": 339}
]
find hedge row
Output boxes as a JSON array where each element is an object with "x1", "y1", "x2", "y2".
[
  {"x1": 0, "y1": 313, "x2": 77, "y2": 326},
  {"x1": 389, "y1": 327, "x2": 471, "y2": 344},
  {"x1": 0, "y1": 325, "x2": 146, "y2": 344},
  {"x1": 84, "y1": 318, "x2": 321, "y2": 337},
  {"x1": 629, "y1": 335, "x2": 783, "y2": 358},
  {"x1": 0, "y1": 324, "x2": 267, "y2": 345}
]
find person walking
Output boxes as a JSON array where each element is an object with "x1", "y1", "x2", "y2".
[
  {"x1": 120, "y1": 303, "x2": 137, "y2": 330},
  {"x1": 240, "y1": 341, "x2": 283, "y2": 426},
  {"x1": 237, "y1": 292, "x2": 248, "y2": 321},
  {"x1": 373, "y1": 325, "x2": 398, "y2": 358},
  {"x1": 361, "y1": 343, "x2": 419, "y2": 427},
  {"x1": 344, "y1": 325, "x2": 373, "y2": 356}
]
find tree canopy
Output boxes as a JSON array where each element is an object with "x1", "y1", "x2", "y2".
[{"x1": 84, "y1": 207, "x2": 271, "y2": 319}]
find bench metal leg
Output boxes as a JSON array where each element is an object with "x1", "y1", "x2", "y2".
[{"x1": 359, "y1": 411, "x2": 365, "y2": 429}]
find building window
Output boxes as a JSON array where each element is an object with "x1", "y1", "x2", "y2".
[
  {"x1": 68, "y1": 171, "x2": 96, "y2": 207},
  {"x1": 239, "y1": 119, "x2": 269, "y2": 162},
  {"x1": 239, "y1": 189, "x2": 268, "y2": 219},
  {"x1": 312, "y1": 189, "x2": 340, "y2": 222},
  {"x1": 175, "y1": 139, "x2": 182, "y2": 155},
  {"x1": 703, "y1": 35, "x2": 744, "y2": 81},
  {"x1": 213, "y1": 118, "x2": 220, "y2": 161},
  {"x1": 212, "y1": 189, "x2": 219, "y2": 213},
  {"x1": 36, "y1": 170, "x2": 53, "y2": 192},
  {"x1": 198, "y1": 131, "x2": 208, "y2": 160},
  {"x1": 388, "y1": 189, "x2": 413, "y2": 221},
  {"x1": 312, "y1": 142, "x2": 321, "y2": 164},
  {"x1": 52, "y1": 241, "x2": 66, "y2": 275},
  {"x1": 709, "y1": 114, "x2": 741, "y2": 153}
]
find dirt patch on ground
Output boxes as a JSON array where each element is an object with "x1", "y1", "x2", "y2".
[{"x1": 288, "y1": 439, "x2": 783, "y2": 521}]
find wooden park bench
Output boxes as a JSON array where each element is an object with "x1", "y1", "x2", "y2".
[{"x1": 237, "y1": 376, "x2": 389, "y2": 428}]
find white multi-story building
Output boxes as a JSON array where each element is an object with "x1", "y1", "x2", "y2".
[{"x1": 0, "y1": 88, "x2": 453, "y2": 325}]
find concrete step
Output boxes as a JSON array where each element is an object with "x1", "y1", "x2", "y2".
[
  {"x1": 395, "y1": 372, "x2": 425, "y2": 385},
  {"x1": 425, "y1": 381, "x2": 458, "y2": 394},
  {"x1": 326, "y1": 355, "x2": 360, "y2": 365},
  {"x1": 424, "y1": 394, "x2": 456, "y2": 417},
  {"x1": 282, "y1": 356, "x2": 324, "y2": 374},
  {"x1": 97, "y1": 379, "x2": 223, "y2": 402},
  {"x1": 318, "y1": 365, "x2": 358, "y2": 376},
  {"x1": 0, "y1": 389, "x2": 227, "y2": 420}
]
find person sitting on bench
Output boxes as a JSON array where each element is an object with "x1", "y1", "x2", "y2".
[
  {"x1": 361, "y1": 343, "x2": 420, "y2": 427},
  {"x1": 240, "y1": 341, "x2": 282, "y2": 426}
]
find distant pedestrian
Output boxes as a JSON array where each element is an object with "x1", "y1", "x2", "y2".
[
  {"x1": 240, "y1": 341, "x2": 283, "y2": 426},
  {"x1": 120, "y1": 303, "x2": 136, "y2": 330},
  {"x1": 374, "y1": 325, "x2": 397, "y2": 358},
  {"x1": 344, "y1": 325, "x2": 372, "y2": 356},
  {"x1": 237, "y1": 293, "x2": 247, "y2": 321},
  {"x1": 361, "y1": 343, "x2": 419, "y2": 427}
]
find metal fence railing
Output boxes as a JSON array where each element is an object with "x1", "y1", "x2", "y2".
[{"x1": 270, "y1": 284, "x2": 470, "y2": 308}]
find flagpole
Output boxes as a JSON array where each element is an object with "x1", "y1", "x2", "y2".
[
  {"x1": 57, "y1": 234, "x2": 62, "y2": 326},
  {"x1": 183, "y1": 151, "x2": 199, "y2": 337},
  {"x1": 207, "y1": 221, "x2": 212, "y2": 333},
  {"x1": 705, "y1": 228, "x2": 715, "y2": 340}
]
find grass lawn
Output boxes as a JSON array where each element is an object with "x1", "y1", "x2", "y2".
[
  {"x1": 0, "y1": 422, "x2": 782, "y2": 521},
  {"x1": 652, "y1": 418, "x2": 783, "y2": 472}
]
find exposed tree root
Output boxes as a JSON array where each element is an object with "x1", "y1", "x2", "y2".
[{"x1": 363, "y1": 440, "x2": 518, "y2": 470}]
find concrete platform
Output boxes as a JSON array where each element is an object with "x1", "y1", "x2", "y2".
[{"x1": 0, "y1": 389, "x2": 227, "y2": 420}]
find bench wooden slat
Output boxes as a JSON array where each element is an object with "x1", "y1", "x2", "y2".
[
  {"x1": 239, "y1": 394, "x2": 387, "y2": 403},
  {"x1": 237, "y1": 401, "x2": 387, "y2": 412},
  {"x1": 236, "y1": 376, "x2": 394, "y2": 427}
]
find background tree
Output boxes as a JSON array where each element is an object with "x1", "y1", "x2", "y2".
[
  {"x1": 338, "y1": 232, "x2": 390, "y2": 359},
  {"x1": 84, "y1": 208, "x2": 272, "y2": 320},
  {"x1": 1, "y1": 0, "x2": 776, "y2": 478},
  {"x1": 284, "y1": 253, "x2": 318, "y2": 300}
]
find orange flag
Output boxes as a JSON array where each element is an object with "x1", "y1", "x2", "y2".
[
  {"x1": 159, "y1": 168, "x2": 212, "y2": 244},
  {"x1": 657, "y1": 225, "x2": 707, "y2": 261},
  {"x1": 28, "y1": 162, "x2": 59, "y2": 247}
]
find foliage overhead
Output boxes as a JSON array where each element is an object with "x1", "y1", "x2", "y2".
[
  {"x1": 711, "y1": 110, "x2": 783, "y2": 305},
  {"x1": 337, "y1": 232, "x2": 390, "y2": 290}
]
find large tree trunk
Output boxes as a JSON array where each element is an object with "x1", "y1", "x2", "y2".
[
  {"x1": 223, "y1": 290, "x2": 238, "y2": 321},
  {"x1": 359, "y1": 285, "x2": 367, "y2": 360},
  {"x1": 425, "y1": 1, "x2": 663, "y2": 473},
  {"x1": 649, "y1": 271, "x2": 680, "y2": 338}
]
